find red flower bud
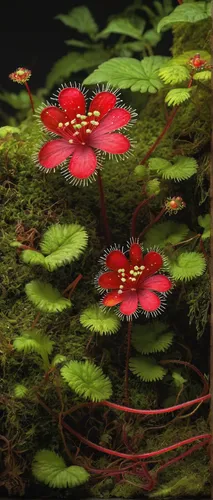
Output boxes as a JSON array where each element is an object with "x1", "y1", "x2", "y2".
[{"x1": 9, "y1": 67, "x2": 31, "y2": 84}]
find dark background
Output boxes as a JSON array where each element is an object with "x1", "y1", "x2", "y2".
[{"x1": 0, "y1": 0, "x2": 173, "y2": 93}]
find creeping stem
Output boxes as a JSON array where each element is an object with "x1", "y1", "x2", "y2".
[{"x1": 130, "y1": 195, "x2": 155, "y2": 239}]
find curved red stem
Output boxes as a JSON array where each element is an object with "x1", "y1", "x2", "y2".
[
  {"x1": 24, "y1": 81, "x2": 35, "y2": 113},
  {"x1": 130, "y1": 195, "x2": 155, "y2": 238}
]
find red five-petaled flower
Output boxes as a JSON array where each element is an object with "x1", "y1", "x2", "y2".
[
  {"x1": 98, "y1": 243, "x2": 172, "y2": 319},
  {"x1": 37, "y1": 86, "x2": 135, "y2": 185}
]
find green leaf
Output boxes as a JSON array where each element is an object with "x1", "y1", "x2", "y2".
[
  {"x1": 193, "y1": 70, "x2": 211, "y2": 81},
  {"x1": 55, "y1": 6, "x2": 98, "y2": 36},
  {"x1": 132, "y1": 322, "x2": 174, "y2": 354},
  {"x1": 14, "y1": 384, "x2": 28, "y2": 399},
  {"x1": 129, "y1": 356, "x2": 166, "y2": 382},
  {"x1": 25, "y1": 281, "x2": 71, "y2": 313},
  {"x1": 172, "y1": 50, "x2": 211, "y2": 66},
  {"x1": 149, "y1": 156, "x2": 197, "y2": 181},
  {"x1": 144, "y1": 221, "x2": 189, "y2": 249},
  {"x1": 172, "y1": 370, "x2": 187, "y2": 388},
  {"x1": 169, "y1": 252, "x2": 206, "y2": 281},
  {"x1": 40, "y1": 224, "x2": 88, "y2": 271},
  {"x1": 159, "y1": 65, "x2": 190, "y2": 85},
  {"x1": 32, "y1": 450, "x2": 89, "y2": 488},
  {"x1": 146, "y1": 179, "x2": 161, "y2": 196},
  {"x1": 157, "y1": 2, "x2": 211, "y2": 33},
  {"x1": 21, "y1": 250, "x2": 46, "y2": 267},
  {"x1": 13, "y1": 330, "x2": 54, "y2": 355},
  {"x1": 84, "y1": 56, "x2": 169, "y2": 93},
  {"x1": 80, "y1": 305, "x2": 120, "y2": 335},
  {"x1": 51, "y1": 354, "x2": 67, "y2": 367},
  {"x1": 143, "y1": 29, "x2": 161, "y2": 47},
  {"x1": 61, "y1": 360, "x2": 112, "y2": 401},
  {"x1": 0, "y1": 91, "x2": 30, "y2": 109},
  {"x1": 46, "y1": 50, "x2": 109, "y2": 90},
  {"x1": 198, "y1": 214, "x2": 211, "y2": 239},
  {"x1": 134, "y1": 165, "x2": 147, "y2": 179},
  {"x1": 165, "y1": 88, "x2": 192, "y2": 107},
  {"x1": 0, "y1": 126, "x2": 20, "y2": 138},
  {"x1": 65, "y1": 39, "x2": 94, "y2": 48},
  {"x1": 97, "y1": 18, "x2": 143, "y2": 40}
]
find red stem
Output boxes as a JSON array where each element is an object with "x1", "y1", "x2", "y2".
[
  {"x1": 24, "y1": 81, "x2": 35, "y2": 113},
  {"x1": 130, "y1": 195, "x2": 155, "y2": 239},
  {"x1": 97, "y1": 171, "x2": 111, "y2": 246},
  {"x1": 124, "y1": 320, "x2": 132, "y2": 403},
  {"x1": 140, "y1": 108, "x2": 178, "y2": 165},
  {"x1": 138, "y1": 207, "x2": 166, "y2": 241}
]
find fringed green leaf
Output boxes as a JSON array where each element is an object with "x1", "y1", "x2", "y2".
[
  {"x1": 193, "y1": 70, "x2": 211, "y2": 81},
  {"x1": 132, "y1": 322, "x2": 174, "y2": 354},
  {"x1": 165, "y1": 88, "x2": 192, "y2": 107},
  {"x1": 169, "y1": 252, "x2": 206, "y2": 281},
  {"x1": 32, "y1": 450, "x2": 90, "y2": 488},
  {"x1": 13, "y1": 329, "x2": 54, "y2": 356},
  {"x1": 129, "y1": 357, "x2": 166, "y2": 382},
  {"x1": 80, "y1": 305, "x2": 120, "y2": 335},
  {"x1": 61, "y1": 360, "x2": 112, "y2": 401},
  {"x1": 25, "y1": 281, "x2": 71, "y2": 313},
  {"x1": 159, "y1": 65, "x2": 190, "y2": 85},
  {"x1": 14, "y1": 384, "x2": 28, "y2": 399},
  {"x1": 21, "y1": 250, "x2": 46, "y2": 267},
  {"x1": 149, "y1": 156, "x2": 197, "y2": 181},
  {"x1": 198, "y1": 214, "x2": 211, "y2": 240},
  {"x1": 144, "y1": 221, "x2": 189, "y2": 248},
  {"x1": 51, "y1": 354, "x2": 67, "y2": 367},
  {"x1": 40, "y1": 224, "x2": 88, "y2": 271}
]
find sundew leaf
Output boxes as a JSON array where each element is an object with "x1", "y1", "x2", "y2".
[
  {"x1": 84, "y1": 56, "x2": 169, "y2": 93},
  {"x1": 144, "y1": 221, "x2": 189, "y2": 248},
  {"x1": 198, "y1": 214, "x2": 211, "y2": 239},
  {"x1": 165, "y1": 88, "x2": 192, "y2": 107},
  {"x1": 21, "y1": 250, "x2": 46, "y2": 267},
  {"x1": 132, "y1": 322, "x2": 174, "y2": 354},
  {"x1": 148, "y1": 156, "x2": 198, "y2": 181},
  {"x1": 40, "y1": 224, "x2": 88, "y2": 271},
  {"x1": 193, "y1": 70, "x2": 211, "y2": 81},
  {"x1": 14, "y1": 384, "x2": 28, "y2": 399},
  {"x1": 51, "y1": 354, "x2": 67, "y2": 367},
  {"x1": 13, "y1": 329, "x2": 54, "y2": 355},
  {"x1": 97, "y1": 18, "x2": 143, "y2": 40},
  {"x1": 80, "y1": 305, "x2": 120, "y2": 335},
  {"x1": 159, "y1": 65, "x2": 190, "y2": 85},
  {"x1": 157, "y1": 2, "x2": 211, "y2": 33},
  {"x1": 169, "y1": 252, "x2": 206, "y2": 281},
  {"x1": 61, "y1": 360, "x2": 112, "y2": 401},
  {"x1": 32, "y1": 450, "x2": 89, "y2": 488},
  {"x1": 25, "y1": 281, "x2": 71, "y2": 313},
  {"x1": 55, "y1": 6, "x2": 98, "y2": 36},
  {"x1": 129, "y1": 356, "x2": 166, "y2": 382}
]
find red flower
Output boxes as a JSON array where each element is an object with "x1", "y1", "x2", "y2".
[
  {"x1": 189, "y1": 54, "x2": 207, "y2": 70},
  {"x1": 165, "y1": 196, "x2": 186, "y2": 214},
  {"x1": 37, "y1": 86, "x2": 135, "y2": 185},
  {"x1": 9, "y1": 67, "x2": 31, "y2": 84},
  {"x1": 98, "y1": 243, "x2": 172, "y2": 319}
]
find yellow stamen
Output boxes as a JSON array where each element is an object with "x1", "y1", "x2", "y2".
[
  {"x1": 73, "y1": 131, "x2": 79, "y2": 136},
  {"x1": 69, "y1": 139, "x2": 73, "y2": 144},
  {"x1": 81, "y1": 121, "x2": 88, "y2": 126},
  {"x1": 121, "y1": 278, "x2": 126, "y2": 282},
  {"x1": 86, "y1": 128, "x2": 92, "y2": 133},
  {"x1": 65, "y1": 121, "x2": 70, "y2": 126},
  {"x1": 93, "y1": 110, "x2": 101, "y2": 117},
  {"x1": 76, "y1": 113, "x2": 81, "y2": 118},
  {"x1": 80, "y1": 115, "x2": 87, "y2": 120},
  {"x1": 91, "y1": 120, "x2": 99, "y2": 126},
  {"x1": 88, "y1": 112, "x2": 92, "y2": 116},
  {"x1": 58, "y1": 122, "x2": 63, "y2": 128},
  {"x1": 71, "y1": 119, "x2": 76, "y2": 124}
]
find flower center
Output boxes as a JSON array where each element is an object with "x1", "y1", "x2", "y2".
[
  {"x1": 56, "y1": 110, "x2": 101, "y2": 145},
  {"x1": 117, "y1": 265, "x2": 145, "y2": 293}
]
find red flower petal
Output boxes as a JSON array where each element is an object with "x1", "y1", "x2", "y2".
[
  {"x1": 58, "y1": 88, "x2": 86, "y2": 120},
  {"x1": 68, "y1": 145, "x2": 97, "y2": 179},
  {"x1": 138, "y1": 290, "x2": 161, "y2": 312},
  {"x1": 142, "y1": 275, "x2": 172, "y2": 293},
  {"x1": 106, "y1": 250, "x2": 130, "y2": 271},
  {"x1": 129, "y1": 243, "x2": 143, "y2": 266},
  {"x1": 39, "y1": 140, "x2": 76, "y2": 169},
  {"x1": 90, "y1": 108, "x2": 131, "y2": 136},
  {"x1": 138, "y1": 251, "x2": 163, "y2": 283},
  {"x1": 119, "y1": 291, "x2": 138, "y2": 316},
  {"x1": 41, "y1": 107, "x2": 68, "y2": 134},
  {"x1": 98, "y1": 272, "x2": 121, "y2": 289},
  {"x1": 89, "y1": 91, "x2": 117, "y2": 119},
  {"x1": 103, "y1": 291, "x2": 123, "y2": 307},
  {"x1": 89, "y1": 133, "x2": 130, "y2": 154}
]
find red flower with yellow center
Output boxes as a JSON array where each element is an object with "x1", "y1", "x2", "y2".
[
  {"x1": 189, "y1": 54, "x2": 207, "y2": 71},
  {"x1": 37, "y1": 86, "x2": 135, "y2": 185},
  {"x1": 9, "y1": 67, "x2": 31, "y2": 84},
  {"x1": 98, "y1": 243, "x2": 172, "y2": 319}
]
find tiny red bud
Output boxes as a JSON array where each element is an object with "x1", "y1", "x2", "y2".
[{"x1": 9, "y1": 67, "x2": 31, "y2": 84}]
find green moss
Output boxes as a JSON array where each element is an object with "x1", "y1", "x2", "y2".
[{"x1": 172, "y1": 20, "x2": 211, "y2": 57}]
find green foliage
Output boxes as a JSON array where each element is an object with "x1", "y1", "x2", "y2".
[
  {"x1": 134, "y1": 164, "x2": 147, "y2": 179},
  {"x1": 159, "y1": 65, "x2": 190, "y2": 85},
  {"x1": 144, "y1": 221, "x2": 189, "y2": 248},
  {"x1": 169, "y1": 252, "x2": 206, "y2": 281},
  {"x1": 146, "y1": 179, "x2": 161, "y2": 195},
  {"x1": 0, "y1": 90, "x2": 31, "y2": 110},
  {"x1": 198, "y1": 214, "x2": 211, "y2": 239},
  {"x1": 84, "y1": 56, "x2": 169, "y2": 93},
  {"x1": 129, "y1": 356, "x2": 166, "y2": 382},
  {"x1": 13, "y1": 329, "x2": 54, "y2": 356},
  {"x1": 14, "y1": 384, "x2": 28, "y2": 399},
  {"x1": 193, "y1": 70, "x2": 211, "y2": 81},
  {"x1": 51, "y1": 354, "x2": 67, "y2": 367},
  {"x1": 186, "y1": 272, "x2": 210, "y2": 338},
  {"x1": 149, "y1": 156, "x2": 197, "y2": 181},
  {"x1": 0, "y1": 126, "x2": 20, "y2": 138},
  {"x1": 32, "y1": 450, "x2": 89, "y2": 488},
  {"x1": 157, "y1": 2, "x2": 211, "y2": 33},
  {"x1": 80, "y1": 305, "x2": 120, "y2": 335},
  {"x1": 172, "y1": 50, "x2": 211, "y2": 65},
  {"x1": 55, "y1": 6, "x2": 98, "y2": 37},
  {"x1": 97, "y1": 18, "x2": 143, "y2": 40},
  {"x1": 165, "y1": 88, "x2": 192, "y2": 107},
  {"x1": 25, "y1": 281, "x2": 71, "y2": 313},
  {"x1": 22, "y1": 250, "x2": 46, "y2": 267},
  {"x1": 61, "y1": 360, "x2": 112, "y2": 401},
  {"x1": 142, "y1": 0, "x2": 173, "y2": 29},
  {"x1": 172, "y1": 370, "x2": 187, "y2": 388},
  {"x1": 132, "y1": 322, "x2": 174, "y2": 354}
]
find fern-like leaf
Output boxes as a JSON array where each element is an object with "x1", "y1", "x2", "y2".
[
  {"x1": 61, "y1": 360, "x2": 112, "y2": 401},
  {"x1": 80, "y1": 305, "x2": 120, "y2": 335},
  {"x1": 51, "y1": 354, "x2": 67, "y2": 367},
  {"x1": 165, "y1": 88, "x2": 192, "y2": 107},
  {"x1": 132, "y1": 322, "x2": 174, "y2": 354},
  {"x1": 159, "y1": 65, "x2": 190, "y2": 85},
  {"x1": 149, "y1": 156, "x2": 197, "y2": 181},
  {"x1": 14, "y1": 384, "x2": 28, "y2": 399},
  {"x1": 25, "y1": 281, "x2": 71, "y2": 313},
  {"x1": 32, "y1": 450, "x2": 89, "y2": 488},
  {"x1": 40, "y1": 224, "x2": 88, "y2": 271},
  {"x1": 169, "y1": 252, "x2": 206, "y2": 281},
  {"x1": 129, "y1": 357, "x2": 166, "y2": 382},
  {"x1": 144, "y1": 221, "x2": 189, "y2": 249},
  {"x1": 13, "y1": 329, "x2": 54, "y2": 355},
  {"x1": 198, "y1": 214, "x2": 211, "y2": 240}
]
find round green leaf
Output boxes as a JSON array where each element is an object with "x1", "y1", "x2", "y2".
[
  {"x1": 25, "y1": 280, "x2": 71, "y2": 313},
  {"x1": 169, "y1": 252, "x2": 206, "y2": 281},
  {"x1": 40, "y1": 224, "x2": 88, "y2": 271},
  {"x1": 80, "y1": 305, "x2": 120, "y2": 335},
  {"x1": 129, "y1": 356, "x2": 166, "y2": 382},
  {"x1": 132, "y1": 322, "x2": 174, "y2": 354},
  {"x1": 61, "y1": 360, "x2": 112, "y2": 402},
  {"x1": 32, "y1": 450, "x2": 89, "y2": 488},
  {"x1": 144, "y1": 221, "x2": 189, "y2": 249}
]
